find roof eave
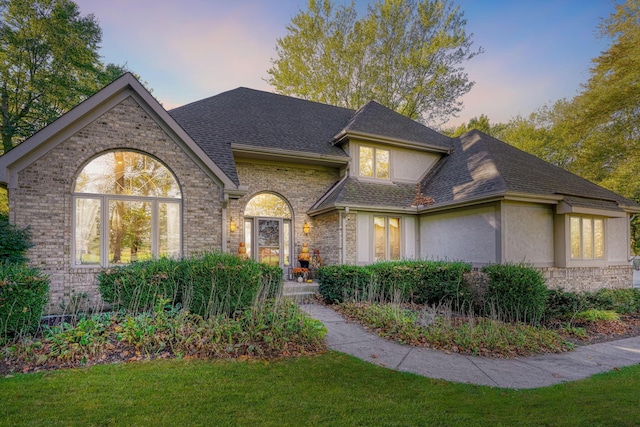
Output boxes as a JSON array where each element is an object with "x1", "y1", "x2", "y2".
[
  {"x1": 332, "y1": 130, "x2": 451, "y2": 154},
  {"x1": 231, "y1": 143, "x2": 350, "y2": 167}
]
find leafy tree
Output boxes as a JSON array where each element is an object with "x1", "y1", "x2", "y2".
[
  {"x1": 0, "y1": 211, "x2": 32, "y2": 263},
  {"x1": 0, "y1": 187, "x2": 7, "y2": 214},
  {"x1": 268, "y1": 0, "x2": 481, "y2": 126},
  {"x1": 0, "y1": 0, "x2": 121, "y2": 155}
]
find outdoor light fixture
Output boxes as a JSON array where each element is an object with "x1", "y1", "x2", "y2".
[
  {"x1": 230, "y1": 218, "x2": 236, "y2": 232},
  {"x1": 303, "y1": 221, "x2": 310, "y2": 234}
]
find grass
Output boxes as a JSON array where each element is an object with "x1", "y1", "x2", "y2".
[{"x1": 1, "y1": 352, "x2": 639, "y2": 426}]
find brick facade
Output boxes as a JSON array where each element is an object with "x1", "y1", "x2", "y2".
[
  {"x1": 229, "y1": 161, "x2": 341, "y2": 268},
  {"x1": 540, "y1": 265, "x2": 632, "y2": 292},
  {"x1": 11, "y1": 97, "x2": 223, "y2": 313}
]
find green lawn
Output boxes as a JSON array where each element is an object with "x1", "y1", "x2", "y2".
[{"x1": 1, "y1": 352, "x2": 639, "y2": 426}]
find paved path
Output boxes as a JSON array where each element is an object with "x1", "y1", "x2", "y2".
[{"x1": 299, "y1": 303, "x2": 640, "y2": 389}]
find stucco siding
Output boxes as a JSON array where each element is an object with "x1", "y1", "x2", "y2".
[
  {"x1": 607, "y1": 216, "x2": 629, "y2": 264},
  {"x1": 502, "y1": 201, "x2": 554, "y2": 266},
  {"x1": 420, "y1": 204, "x2": 499, "y2": 264}
]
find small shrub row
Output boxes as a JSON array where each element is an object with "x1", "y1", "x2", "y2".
[
  {"x1": 317, "y1": 261, "x2": 472, "y2": 306},
  {"x1": 98, "y1": 252, "x2": 283, "y2": 318},
  {"x1": 0, "y1": 262, "x2": 50, "y2": 341},
  {"x1": 545, "y1": 287, "x2": 640, "y2": 320}
]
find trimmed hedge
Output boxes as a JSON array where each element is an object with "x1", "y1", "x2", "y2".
[
  {"x1": 98, "y1": 252, "x2": 283, "y2": 318},
  {"x1": 482, "y1": 263, "x2": 548, "y2": 324},
  {"x1": 317, "y1": 260, "x2": 472, "y2": 306},
  {"x1": 0, "y1": 262, "x2": 50, "y2": 340},
  {"x1": 0, "y1": 212, "x2": 33, "y2": 264}
]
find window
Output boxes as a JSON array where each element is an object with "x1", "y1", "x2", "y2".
[
  {"x1": 359, "y1": 146, "x2": 390, "y2": 180},
  {"x1": 374, "y1": 216, "x2": 401, "y2": 261},
  {"x1": 570, "y1": 216, "x2": 604, "y2": 260},
  {"x1": 73, "y1": 151, "x2": 181, "y2": 266}
]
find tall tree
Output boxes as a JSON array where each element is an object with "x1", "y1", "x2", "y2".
[
  {"x1": 268, "y1": 0, "x2": 481, "y2": 126},
  {"x1": 0, "y1": 0, "x2": 103, "y2": 154}
]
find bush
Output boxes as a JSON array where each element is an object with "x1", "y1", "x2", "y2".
[
  {"x1": 575, "y1": 309, "x2": 620, "y2": 322},
  {"x1": 317, "y1": 265, "x2": 373, "y2": 304},
  {"x1": 98, "y1": 252, "x2": 282, "y2": 318},
  {"x1": 0, "y1": 262, "x2": 49, "y2": 340},
  {"x1": 0, "y1": 213, "x2": 33, "y2": 264},
  {"x1": 588, "y1": 288, "x2": 640, "y2": 314},
  {"x1": 482, "y1": 263, "x2": 548, "y2": 324},
  {"x1": 317, "y1": 261, "x2": 472, "y2": 306},
  {"x1": 544, "y1": 289, "x2": 591, "y2": 320}
]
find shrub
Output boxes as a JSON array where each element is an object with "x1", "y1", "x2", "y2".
[
  {"x1": 98, "y1": 252, "x2": 281, "y2": 318},
  {"x1": 98, "y1": 257, "x2": 182, "y2": 313},
  {"x1": 409, "y1": 261, "x2": 472, "y2": 307},
  {"x1": 482, "y1": 263, "x2": 548, "y2": 324},
  {"x1": 0, "y1": 262, "x2": 49, "y2": 340},
  {"x1": 0, "y1": 213, "x2": 33, "y2": 264},
  {"x1": 317, "y1": 265, "x2": 373, "y2": 304},
  {"x1": 588, "y1": 288, "x2": 640, "y2": 314},
  {"x1": 575, "y1": 309, "x2": 620, "y2": 322},
  {"x1": 544, "y1": 289, "x2": 591, "y2": 320}
]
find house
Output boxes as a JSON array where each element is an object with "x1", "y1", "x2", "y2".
[{"x1": 0, "y1": 73, "x2": 638, "y2": 313}]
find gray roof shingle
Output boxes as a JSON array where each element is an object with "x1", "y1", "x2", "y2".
[
  {"x1": 169, "y1": 88, "x2": 354, "y2": 185},
  {"x1": 312, "y1": 177, "x2": 417, "y2": 211},
  {"x1": 420, "y1": 130, "x2": 640, "y2": 210}
]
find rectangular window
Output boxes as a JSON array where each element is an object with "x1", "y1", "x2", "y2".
[
  {"x1": 374, "y1": 216, "x2": 401, "y2": 261},
  {"x1": 159, "y1": 202, "x2": 181, "y2": 258},
  {"x1": 570, "y1": 216, "x2": 605, "y2": 260},
  {"x1": 359, "y1": 146, "x2": 390, "y2": 180},
  {"x1": 75, "y1": 198, "x2": 101, "y2": 265}
]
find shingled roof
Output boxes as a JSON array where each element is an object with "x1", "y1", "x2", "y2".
[
  {"x1": 419, "y1": 130, "x2": 640, "y2": 211},
  {"x1": 332, "y1": 101, "x2": 452, "y2": 151},
  {"x1": 169, "y1": 88, "x2": 354, "y2": 185}
]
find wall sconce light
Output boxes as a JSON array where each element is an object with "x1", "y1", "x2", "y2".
[
  {"x1": 303, "y1": 221, "x2": 310, "y2": 235},
  {"x1": 230, "y1": 218, "x2": 236, "y2": 232}
]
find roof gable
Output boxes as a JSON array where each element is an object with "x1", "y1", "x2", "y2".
[
  {"x1": 332, "y1": 101, "x2": 453, "y2": 152},
  {"x1": 0, "y1": 73, "x2": 237, "y2": 191}
]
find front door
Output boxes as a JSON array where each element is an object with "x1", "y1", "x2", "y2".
[{"x1": 257, "y1": 218, "x2": 281, "y2": 266}]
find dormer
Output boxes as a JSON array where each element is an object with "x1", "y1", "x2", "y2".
[{"x1": 331, "y1": 101, "x2": 453, "y2": 184}]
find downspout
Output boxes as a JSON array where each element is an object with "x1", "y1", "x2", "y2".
[{"x1": 341, "y1": 207, "x2": 349, "y2": 264}]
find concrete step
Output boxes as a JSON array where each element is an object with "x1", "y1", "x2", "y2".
[{"x1": 282, "y1": 280, "x2": 319, "y2": 296}]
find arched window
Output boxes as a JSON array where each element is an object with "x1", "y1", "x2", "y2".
[
  {"x1": 73, "y1": 151, "x2": 181, "y2": 266},
  {"x1": 243, "y1": 193, "x2": 292, "y2": 267}
]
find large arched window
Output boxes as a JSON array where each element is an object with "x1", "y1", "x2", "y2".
[
  {"x1": 73, "y1": 151, "x2": 182, "y2": 266},
  {"x1": 244, "y1": 193, "x2": 292, "y2": 267}
]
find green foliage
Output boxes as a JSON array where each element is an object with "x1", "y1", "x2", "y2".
[
  {"x1": 589, "y1": 288, "x2": 640, "y2": 314},
  {"x1": 98, "y1": 252, "x2": 283, "y2": 318},
  {"x1": 575, "y1": 309, "x2": 621, "y2": 322},
  {"x1": 317, "y1": 265, "x2": 373, "y2": 304},
  {"x1": 339, "y1": 302, "x2": 571, "y2": 357},
  {"x1": 318, "y1": 260, "x2": 472, "y2": 306},
  {"x1": 481, "y1": 263, "x2": 548, "y2": 324},
  {"x1": 544, "y1": 289, "x2": 591, "y2": 320},
  {"x1": 0, "y1": 262, "x2": 49, "y2": 340},
  {"x1": 268, "y1": 0, "x2": 481, "y2": 125},
  {"x1": 0, "y1": 212, "x2": 33, "y2": 264},
  {"x1": 0, "y1": 188, "x2": 8, "y2": 215}
]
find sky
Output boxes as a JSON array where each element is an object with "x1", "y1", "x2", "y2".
[{"x1": 73, "y1": 0, "x2": 617, "y2": 128}]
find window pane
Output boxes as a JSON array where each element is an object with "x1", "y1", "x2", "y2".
[
  {"x1": 244, "y1": 219, "x2": 252, "y2": 260},
  {"x1": 570, "y1": 217, "x2": 581, "y2": 259},
  {"x1": 374, "y1": 216, "x2": 386, "y2": 261},
  {"x1": 159, "y1": 202, "x2": 180, "y2": 258},
  {"x1": 376, "y1": 149, "x2": 390, "y2": 179},
  {"x1": 244, "y1": 193, "x2": 291, "y2": 218},
  {"x1": 594, "y1": 219, "x2": 604, "y2": 258},
  {"x1": 75, "y1": 198, "x2": 101, "y2": 265},
  {"x1": 359, "y1": 146, "x2": 374, "y2": 177},
  {"x1": 389, "y1": 217, "x2": 401, "y2": 260},
  {"x1": 582, "y1": 218, "x2": 593, "y2": 259},
  {"x1": 283, "y1": 221, "x2": 291, "y2": 266},
  {"x1": 75, "y1": 151, "x2": 180, "y2": 198},
  {"x1": 109, "y1": 200, "x2": 152, "y2": 264}
]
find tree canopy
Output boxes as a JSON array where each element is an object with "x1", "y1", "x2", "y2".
[
  {"x1": 0, "y1": 0, "x2": 130, "y2": 155},
  {"x1": 267, "y1": 0, "x2": 481, "y2": 126}
]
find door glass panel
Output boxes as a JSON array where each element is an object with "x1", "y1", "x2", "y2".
[
  {"x1": 244, "y1": 219, "x2": 252, "y2": 259},
  {"x1": 283, "y1": 221, "x2": 291, "y2": 267},
  {"x1": 258, "y1": 219, "x2": 280, "y2": 266}
]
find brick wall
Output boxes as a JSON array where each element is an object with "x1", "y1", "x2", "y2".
[
  {"x1": 540, "y1": 265, "x2": 632, "y2": 292},
  {"x1": 229, "y1": 161, "x2": 341, "y2": 267},
  {"x1": 12, "y1": 97, "x2": 223, "y2": 313}
]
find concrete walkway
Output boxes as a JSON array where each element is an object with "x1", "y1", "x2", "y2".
[{"x1": 299, "y1": 303, "x2": 640, "y2": 389}]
